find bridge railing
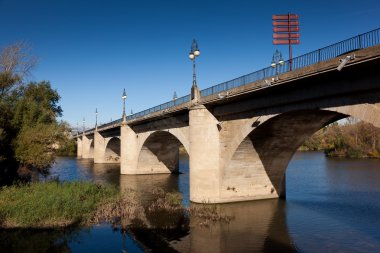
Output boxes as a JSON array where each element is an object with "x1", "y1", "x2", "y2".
[
  {"x1": 84, "y1": 94, "x2": 191, "y2": 133},
  {"x1": 126, "y1": 94, "x2": 191, "y2": 120},
  {"x1": 84, "y1": 28, "x2": 380, "y2": 135},
  {"x1": 201, "y1": 27, "x2": 380, "y2": 97},
  {"x1": 98, "y1": 118, "x2": 123, "y2": 130}
]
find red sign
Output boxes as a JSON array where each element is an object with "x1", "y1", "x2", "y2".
[
  {"x1": 273, "y1": 39, "x2": 300, "y2": 45},
  {"x1": 273, "y1": 33, "x2": 300, "y2": 39},
  {"x1": 273, "y1": 27, "x2": 300, "y2": 33},
  {"x1": 272, "y1": 14, "x2": 299, "y2": 20},
  {"x1": 272, "y1": 21, "x2": 300, "y2": 26},
  {"x1": 272, "y1": 13, "x2": 300, "y2": 70}
]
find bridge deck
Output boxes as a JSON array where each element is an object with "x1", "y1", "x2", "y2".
[{"x1": 76, "y1": 28, "x2": 380, "y2": 137}]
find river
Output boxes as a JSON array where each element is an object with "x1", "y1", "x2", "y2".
[{"x1": 1, "y1": 151, "x2": 380, "y2": 253}]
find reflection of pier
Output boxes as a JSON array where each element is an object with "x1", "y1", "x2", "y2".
[
  {"x1": 168, "y1": 200, "x2": 295, "y2": 253},
  {"x1": 170, "y1": 200, "x2": 296, "y2": 253},
  {"x1": 119, "y1": 173, "x2": 295, "y2": 252}
]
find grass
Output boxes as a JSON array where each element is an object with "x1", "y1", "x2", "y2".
[
  {"x1": 0, "y1": 181, "x2": 118, "y2": 228},
  {"x1": 0, "y1": 183, "x2": 232, "y2": 230}
]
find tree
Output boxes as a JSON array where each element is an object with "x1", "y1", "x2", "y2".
[
  {"x1": 0, "y1": 42, "x2": 36, "y2": 96},
  {"x1": 0, "y1": 43, "x2": 64, "y2": 184},
  {"x1": 13, "y1": 82, "x2": 63, "y2": 172},
  {"x1": 15, "y1": 124, "x2": 62, "y2": 171},
  {"x1": 12, "y1": 81, "x2": 62, "y2": 129},
  {"x1": 0, "y1": 43, "x2": 36, "y2": 183}
]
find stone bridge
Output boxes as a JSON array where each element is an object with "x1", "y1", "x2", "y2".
[{"x1": 75, "y1": 34, "x2": 380, "y2": 203}]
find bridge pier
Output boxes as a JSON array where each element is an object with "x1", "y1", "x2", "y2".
[
  {"x1": 81, "y1": 135, "x2": 94, "y2": 159},
  {"x1": 94, "y1": 131, "x2": 105, "y2": 163},
  {"x1": 76, "y1": 137, "x2": 82, "y2": 157},
  {"x1": 189, "y1": 105, "x2": 221, "y2": 203},
  {"x1": 120, "y1": 124, "x2": 139, "y2": 174},
  {"x1": 94, "y1": 131, "x2": 120, "y2": 163}
]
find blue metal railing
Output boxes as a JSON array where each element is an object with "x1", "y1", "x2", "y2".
[
  {"x1": 126, "y1": 94, "x2": 191, "y2": 121},
  {"x1": 201, "y1": 28, "x2": 380, "y2": 97},
  {"x1": 83, "y1": 28, "x2": 380, "y2": 134}
]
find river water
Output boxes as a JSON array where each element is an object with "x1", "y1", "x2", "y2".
[{"x1": 1, "y1": 151, "x2": 380, "y2": 253}]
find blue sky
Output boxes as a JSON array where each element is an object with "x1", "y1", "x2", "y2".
[{"x1": 1, "y1": 0, "x2": 379, "y2": 128}]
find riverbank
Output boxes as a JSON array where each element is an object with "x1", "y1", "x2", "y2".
[
  {"x1": 301, "y1": 121, "x2": 380, "y2": 159},
  {"x1": 0, "y1": 181, "x2": 231, "y2": 230},
  {"x1": 0, "y1": 181, "x2": 118, "y2": 229}
]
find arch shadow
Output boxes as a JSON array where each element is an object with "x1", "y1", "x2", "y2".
[{"x1": 137, "y1": 131, "x2": 189, "y2": 174}]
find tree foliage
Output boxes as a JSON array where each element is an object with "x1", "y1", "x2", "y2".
[
  {"x1": 0, "y1": 43, "x2": 66, "y2": 183},
  {"x1": 0, "y1": 42, "x2": 36, "y2": 96},
  {"x1": 302, "y1": 118, "x2": 380, "y2": 158},
  {"x1": 14, "y1": 124, "x2": 61, "y2": 170},
  {"x1": 12, "y1": 81, "x2": 62, "y2": 129}
]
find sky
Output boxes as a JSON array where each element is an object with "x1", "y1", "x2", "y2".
[{"x1": 1, "y1": 0, "x2": 379, "y2": 129}]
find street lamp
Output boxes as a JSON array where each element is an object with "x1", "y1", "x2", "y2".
[
  {"x1": 95, "y1": 108, "x2": 98, "y2": 130},
  {"x1": 122, "y1": 88, "x2": 127, "y2": 122},
  {"x1": 173, "y1": 91, "x2": 177, "y2": 101},
  {"x1": 189, "y1": 39, "x2": 200, "y2": 99},
  {"x1": 271, "y1": 49, "x2": 284, "y2": 81},
  {"x1": 82, "y1": 117, "x2": 85, "y2": 134}
]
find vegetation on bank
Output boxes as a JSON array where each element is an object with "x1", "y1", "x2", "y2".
[
  {"x1": 301, "y1": 119, "x2": 380, "y2": 158},
  {"x1": 0, "y1": 181, "x2": 232, "y2": 229},
  {"x1": 0, "y1": 181, "x2": 118, "y2": 228},
  {"x1": 0, "y1": 43, "x2": 73, "y2": 184},
  {"x1": 57, "y1": 138, "x2": 77, "y2": 156}
]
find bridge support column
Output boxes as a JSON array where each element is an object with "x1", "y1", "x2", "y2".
[
  {"x1": 94, "y1": 131, "x2": 106, "y2": 163},
  {"x1": 120, "y1": 124, "x2": 139, "y2": 174},
  {"x1": 77, "y1": 137, "x2": 82, "y2": 157},
  {"x1": 189, "y1": 105, "x2": 221, "y2": 203},
  {"x1": 82, "y1": 135, "x2": 94, "y2": 159}
]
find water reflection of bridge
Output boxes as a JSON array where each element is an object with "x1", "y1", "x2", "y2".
[{"x1": 119, "y1": 173, "x2": 296, "y2": 253}]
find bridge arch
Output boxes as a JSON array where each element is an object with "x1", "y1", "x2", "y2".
[
  {"x1": 136, "y1": 130, "x2": 189, "y2": 174},
  {"x1": 327, "y1": 103, "x2": 380, "y2": 128},
  {"x1": 221, "y1": 104, "x2": 380, "y2": 201},
  {"x1": 104, "y1": 137, "x2": 120, "y2": 163},
  {"x1": 220, "y1": 109, "x2": 345, "y2": 201}
]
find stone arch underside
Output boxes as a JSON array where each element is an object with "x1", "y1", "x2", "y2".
[
  {"x1": 137, "y1": 131, "x2": 188, "y2": 174},
  {"x1": 104, "y1": 137, "x2": 120, "y2": 163},
  {"x1": 220, "y1": 109, "x2": 345, "y2": 201},
  {"x1": 327, "y1": 103, "x2": 380, "y2": 128}
]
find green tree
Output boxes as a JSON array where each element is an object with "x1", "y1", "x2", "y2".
[
  {"x1": 57, "y1": 138, "x2": 77, "y2": 156},
  {"x1": 0, "y1": 43, "x2": 36, "y2": 183},
  {"x1": 14, "y1": 124, "x2": 61, "y2": 171},
  {"x1": 13, "y1": 82, "x2": 63, "y2": 172},
  {"x1": 0, "y1": 43, "x2": 65, "y2": 183},
  {"x1": 12, "y1": 81, "x2": 62, "y2": 129}
]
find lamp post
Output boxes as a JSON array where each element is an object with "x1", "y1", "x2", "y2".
[
  {"x1": 122, "y1": 88, "x2": 127, "y2": 122},
  {"x1": 189, "y1": 39, "x2": 200, "y2": 100},
  {"x1": 271, "y1": 49, "x2": 284, "y2": 81},
  {"x1": 173, "y1": 91, "x2": 177, "y2": 101},
  {"x1": 95, "y1": 108, "x2": 98, "y2": 130},
  {"x1": 82, "y1": 117, "x2": 85, "y2": 134}
]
